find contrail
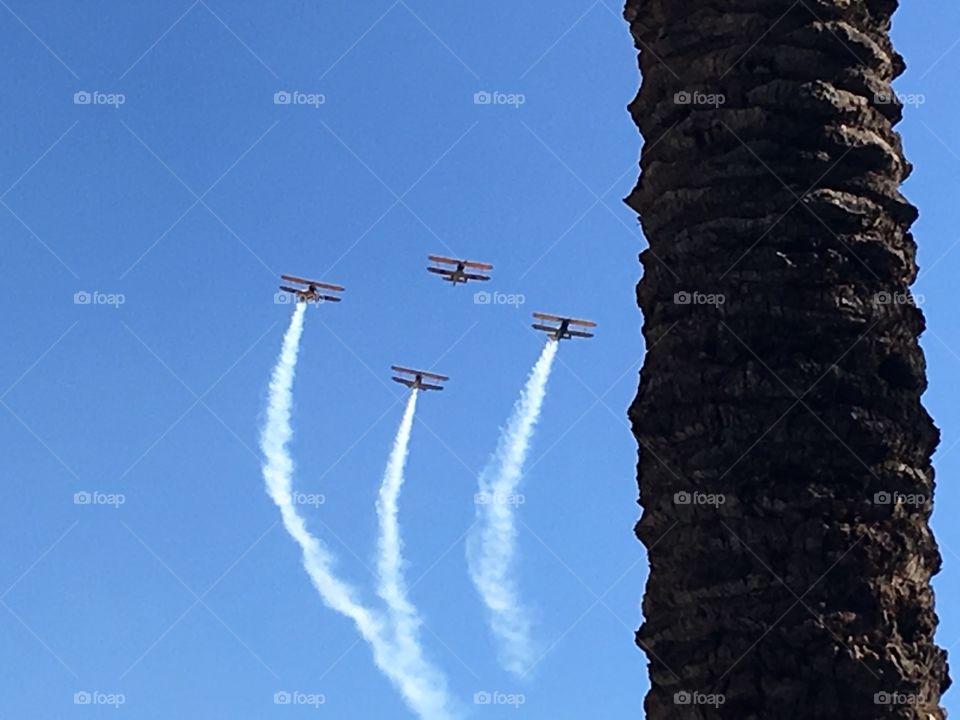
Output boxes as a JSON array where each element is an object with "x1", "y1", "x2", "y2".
[
  {"x1": 260, "y1": 304, "x2": 456, "y2": 719},
  {"x1": 468, "y1": 339, "x2": 559, "y2": 676}
]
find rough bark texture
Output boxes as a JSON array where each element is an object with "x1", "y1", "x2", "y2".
[{"x1": 625, "y1": 1, "x2": 950, "y2": 718}]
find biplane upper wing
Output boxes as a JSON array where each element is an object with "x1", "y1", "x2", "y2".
[
  {"x1": 463, "y1": 260, "x2": 493, "y2": 271},
  {"x1": 280, "y1": 275, "x2": 345, "y2": 292},
  {"x1": 427, "y1": 255, "x2": 460, "y2": 266},
  {"x1": 532, "y1": 312, "x2": 596, "y2": 328},
  {"x1": 390, "y1": 366, "x2": 449, "y2": 381}
]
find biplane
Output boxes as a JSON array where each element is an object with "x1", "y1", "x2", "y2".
[
  {"x1": 278, "y1": 274, "x2": 345, "y2": 304},
  {"x1": 391, "y1": 366, "x2": 449, "y2": 392},
  {"x1": 532, "y1": 312, "x2": 597, "y2": 341},
  {"x1": 426, "y1": 255, "x2": 493, "y2": 285}
]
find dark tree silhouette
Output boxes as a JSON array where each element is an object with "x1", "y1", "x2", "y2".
[{"x1": 624, "y1": 1, "x2": 950, "y2": 717}]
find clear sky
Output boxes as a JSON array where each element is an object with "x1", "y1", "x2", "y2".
[{"x1": 0, "y1": 2, "x2": 957, "y2": 718}]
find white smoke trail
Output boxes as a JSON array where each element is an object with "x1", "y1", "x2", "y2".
[
  {"x1": 468, "y1": 339, "x2": 559, "y2": 676},
  {"x1": 376, "y1": 391, "x2": 431, "y2": 669},
  {"x1": 260, "y1": 304, "x2": 456, "y2": 719}
]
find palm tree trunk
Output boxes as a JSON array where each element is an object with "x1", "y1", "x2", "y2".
[{"x1": 624, "y1": 1, "x2": 950, "y2": 717}]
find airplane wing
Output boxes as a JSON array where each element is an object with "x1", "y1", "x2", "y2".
[
  {"x1": 567, "y1": 318, "x2": 597, "y2": 328},
  {"x1": 532, "y1": 323, "x2": 558, "y2": 333},
  {"x1": 280, "y1": 275, "x2": 344, "y2": 292},
  {"x1": 279, "y1": 285, "x2": 306, "y2": 294},
  {"x1": 567, "y1": 330, "x2": 595, "y2": 338},
  {"x1": 463, "y1": 260, "x2": 494, "y2": 270},
  {"x1": 280, "y1": 274, "x2": 312, "y2": 285},
  {"x1": 427, "y1": 255, "x2": 460, "y2": 265},
  {"x1": 533, "y1": 312, "x2": 565, "y2": 322},
  {"x1": 427, "y1": 267, "x2": 456, "y2": 276},
  {"x1": 462, "y1": 273, "x2": 491, "y2": 281},
  {"x1": 419, "y1": 383, "x2": 444, "y2": 391},
  {"x1": 392, "y1": 377, "x2": 416, "y2": 388},
  {"x1": 391, "y1": 366, "x2": 449, "y2": 380},
  {"x1": 318, "y1": 295, "x2": 342, "y2": 303}
]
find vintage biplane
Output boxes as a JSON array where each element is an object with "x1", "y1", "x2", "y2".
[
  {"x1": 391, "y1": 366, "x2": 449, "y2": 392},
  {"x1": 531, "y1": 312, "x2": 597, "y2": 341},
  {"x1": 278, "y1": 274, "x2": 345, "y2": 304},
  {"x1": 426, "y1": 255, "x2": 493, "y2": 285}
]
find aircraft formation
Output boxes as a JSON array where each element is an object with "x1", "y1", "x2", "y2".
[{"x1": 277, "y1": 255, "x2": 596, "y2": 391}]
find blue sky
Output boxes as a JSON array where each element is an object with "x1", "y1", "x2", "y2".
[{"x1": 0, "y1": 2, "x2": 957, "y2": 718}]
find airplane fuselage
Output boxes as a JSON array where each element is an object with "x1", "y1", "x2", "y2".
[{"x1": 446, "y1": 263, "x2": 467, "y2": 284}]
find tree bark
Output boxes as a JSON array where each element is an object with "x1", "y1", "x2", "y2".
[{"x1": 624, "y1": 1, "x2": 950, "y2": 717}]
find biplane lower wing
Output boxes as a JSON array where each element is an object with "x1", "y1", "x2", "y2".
[
  {"x1": 392, "y1": 377, "x2": 445, "y2": 391},
  {"x1": 427, "y1": 266, "x2": 456, "y2": 276},
  {"x1": 567, "y1": 329, "x2": 594, "y2": 338},
  {"x1": 462, "y1": 272, "x2": 491, "y2": 281}
]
